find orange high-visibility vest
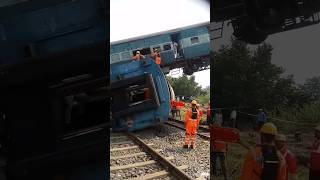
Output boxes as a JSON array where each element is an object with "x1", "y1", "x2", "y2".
[
  {"x1": 185, "y1": 108, "x2": 199, "y2": 135},
  {"x1": 240, "y1": 146, "x2": 287, "y2": 180},
  {"x1": 155, "y1": 56, "x2": 161, "y2": 65}
]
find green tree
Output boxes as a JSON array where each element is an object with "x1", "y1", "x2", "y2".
[
  {"x1": 167, "y1": 75, "x2": 202, "y2": 98},
  {"x1": 300, "y1": 76, "x2": 320, "y2": 102},
  {"x1": 213, "y1": 40, "x2": 303, "y2": 111}
]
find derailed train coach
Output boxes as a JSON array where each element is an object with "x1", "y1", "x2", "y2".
[
  {"x1": 0, "y1": 0, "x2": 107, "y2": 179},
  {"x1": 110, "y1": 22, "x2": 211, "y2": 75},
  {"x1": 110, "y1": 57, "x2": 175, "y2": 132}
]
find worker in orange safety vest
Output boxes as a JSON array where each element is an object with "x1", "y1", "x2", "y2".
[
  {"x1": 309, "y1": 125, "x2": 320, "y2": 180},
  {"x1": 151, "y1": 48, "x2": 161, "y2": 65},
  {"x1": 183, "y1": 100, "x2": 199, "y2": 149},
  {"x1": 275, "y1": 134, "x2": 297, "y2": 180},
  {"x1": 240, "y1": 122, "x2": 287, "y2": 180}
]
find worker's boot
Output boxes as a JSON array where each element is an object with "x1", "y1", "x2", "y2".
[{"x1": 190, "y1": 143, "x2": 196, "y2": 149}]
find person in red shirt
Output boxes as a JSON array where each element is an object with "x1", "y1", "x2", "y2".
[
  {"x1": 210, "y1": 122, "x2": 228, "y2": 180},
  {"x1": 309, "y1": 125, "x2": 320, "y2": 180},
  {"x1": 275, "y1": 134, "x2": 297, "y2": 180},
  {"x1": 170, "y1": 100, "x2": 177, "y2": 118}
]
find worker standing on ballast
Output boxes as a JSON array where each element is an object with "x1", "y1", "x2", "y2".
[
  {"x1": 309, "y1": 125, "x2": 320, "y2": 180},
  {"x1": 183, "y1": 100, "x2": 199, "y2": 149},
  {"x1": 240, "y1": 122, "x2": 286, "y2": 180}
]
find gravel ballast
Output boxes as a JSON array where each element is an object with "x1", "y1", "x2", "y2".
[
  {"x1": 135, "y1": 125, "x2": 210, "y2": 180},
  {"x1": 110, "y1": 125, "x2": 210, "y2": 180}
]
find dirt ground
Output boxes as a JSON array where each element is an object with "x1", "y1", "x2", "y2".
[{"x1": 171, "y1": 108, "x2": 313, "y2": 179}]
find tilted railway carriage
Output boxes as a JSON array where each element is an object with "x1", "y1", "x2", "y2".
[
  {"x1": 110, "y1": 58, "x2": 175, "y2": 132},
  {"x1": 110, "y1": 22, "x2": 211, "y2": 75}
]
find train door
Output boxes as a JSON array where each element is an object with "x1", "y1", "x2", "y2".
[{"x1": 171, "y1": 33, "x2": 180, "y2": 58}]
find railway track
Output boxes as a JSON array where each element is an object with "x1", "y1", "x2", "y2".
[
  {"x1": 110, "y1": 132, "x2": 194, "y2": 180},
  {"x1": 167, "y1": 118, "x2": 251, "y2": 149},
  {"x1": 166, "y1": 118, "x2": 210, "y2": 140}
]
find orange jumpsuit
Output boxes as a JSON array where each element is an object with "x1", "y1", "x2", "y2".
[
  {"x1": 184, "y1": 108, "x2": 199, "y2": 147},
  {"x1": 240, "y1": 146, "x2": 287, "y2": 180},
  {"x1": 151, "y1": 52, "x2": 161, "y2": 65},
  {"x1": 155, "y1": 56, "x2": 161, "y2": 65}
]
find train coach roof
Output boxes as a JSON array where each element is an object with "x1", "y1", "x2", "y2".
[{"x1": 110, "y1": 21, "x2": 210, "y2": 45}]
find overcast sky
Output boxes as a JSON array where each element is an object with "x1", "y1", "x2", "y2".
[
  {"x1": 110, "y1": 0, "x2": 210, "y2": 88},
  {"x1": 212, "y1": 21, "x2": 320, "y2": 84},
  {"x1": 111, "y1": 1, "x2": 320, "y2": 86}
]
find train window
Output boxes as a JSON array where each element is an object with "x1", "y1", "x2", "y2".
[
  {"x1": 163, "y1": 44, "x2": 171, "y2": 51},
  {"x1": 140, "y1": 47, "x2": 151, "y2": 55},
  {"x1": 152, "y1": 46, "x2": 161, "y2": 52},
  {"x1": 111, "y1": 53, "x2": 120, "y2": 63},
  {"x1": 121, "y1": 51, "x2": 131, "y2": 60},
  {"x1": 191, "y1": 36, "x2": 199, "y2": 44}
]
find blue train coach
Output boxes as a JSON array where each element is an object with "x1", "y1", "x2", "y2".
[{"x1": 110, "y1": 22, "x2": 211, "y2": 75}]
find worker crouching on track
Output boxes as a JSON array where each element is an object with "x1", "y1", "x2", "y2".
[
  {"x1": 309, "y1": 125, "x2": 320, "y2": 180},
  {"x1": 211, "y1": 123, "x2": 228, "y2": 180},
  {"x1": 240, "y1": 122, "x2": 286, "y2": 180},
  {"x1": 183, "y1": 100, "x2": 200, "y2": 149},
  {"x1": 275, "y1": 134, "x2": 297, "y2": 180}
]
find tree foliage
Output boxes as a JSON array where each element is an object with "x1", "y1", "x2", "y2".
[
  {"x1": 300, "y1": 76, "x2": 320, "y2": 102},
  {"x1": 167, "y1": 75, "x2": 202, "y2": 98},
  {"x1": 213, "y1": 40, "x2": 304, "y2": 111}
]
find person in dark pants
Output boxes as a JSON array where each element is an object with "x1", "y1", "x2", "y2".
[
  {"x1": 309, "y1": 125, "x2": 320, "y2": 180},
  {"x1": 210, "y1": 123, "x2": 228, "y2": 180}
]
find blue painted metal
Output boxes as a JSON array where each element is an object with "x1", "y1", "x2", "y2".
[
  {"x1": 110, "y1": 58, "x2": 170, "y2": 131},
  {"x1": 0, "y1": 0, "x2": 107, "y2": 65},
  {"x1": 110, "y1": 23, "x2": 210, "y2": 69},
  {"x1": 182, "y1": 42, "x2": 211, "y2": 59}
]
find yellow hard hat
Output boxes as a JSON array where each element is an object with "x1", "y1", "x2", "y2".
[
  {"x1": 275, "y1": 134, "x2": 287, "y2": 141},
  {"x1": 191, "y1": 100, "x2": 197, "y2": 105},
  {"x1": 315, "y1": 125, "x2": 320, "y2": 132},
  {"x1": 260, "y1": 122, "x2": 278, "y2": 136}
]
